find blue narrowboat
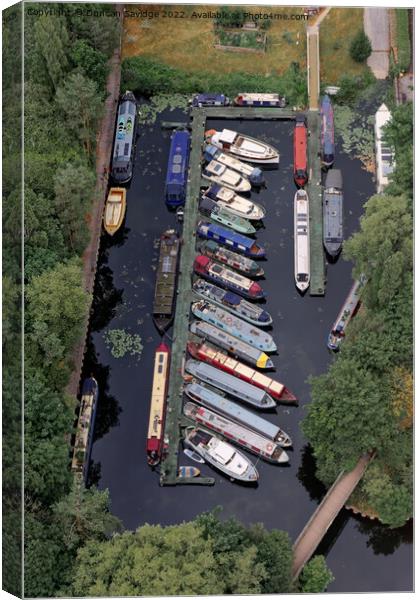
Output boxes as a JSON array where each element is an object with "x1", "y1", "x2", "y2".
[
  {"x1": 196, "y1": 221, "x2": 265, "y2": 258},
  {"x1": 192, "y1": 93, "x2": 229, "y2": 107},
  {"x1": 111, "y1": 91, "x2": 138, "y2": 184},
  {"x1": 320, "y1": 95, "x2": 335, "y2": 168},
  {"x1": 165, "y1": 130, "x2": 191, "y2": 207}
]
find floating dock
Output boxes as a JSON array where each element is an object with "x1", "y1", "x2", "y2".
[{"x1": 161, "y1": 105, "x2": 324, "y2": 485}]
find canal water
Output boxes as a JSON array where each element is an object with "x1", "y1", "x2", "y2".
[{"x1": 84, "y1": 107, "x2": 413, "y2": 592}]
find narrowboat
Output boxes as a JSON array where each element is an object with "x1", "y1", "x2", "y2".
[
  {"x1": 165, "y1": 130, "x2": 190, "y2": 207},
  {"x1": 196, "y1": 221, "x2": 266, "y2": 258},
  {"x1": 152, "y1": 229, "x2": 180, "y2": 333},
  {"x1": 183, "y1": 426, "x2": 259, "y2": 483},
  {"x1": 147, "y1": 343, "x2": 170, "y2": 466},
  {"x1": 320, "y1": 95, "x2": 335, "y2": 168},
  {"x1": 327, "y1": 276, "x2": 367, "y2": 351},
  {"x1": 203, "y1": 145, "x2": 265, "y2": 186},
  {"x1": 187, "y1": 341, "x2": 296, "y2": 403},
  {"x1": 201, "y1": 184, "x2": 265, "y2": 220},
  {"x1": 192, "y1": 93, "x2": 229, "y2": 107},
  {"x1": 192, "y1": 279, "x2": 271, "y2": 326},
  {"x1": 71, "y1": 377, "x2": 99, "y2": 483},
  {"x1": 294, "y1": 189, "x2": 310, "y2": 292},
  {"x1": 323, "y1": 169, "x2": 343, "y2": 257},
  {"x1": 191, "y1": 300, "x2": 276, "y2": 352},
  {"x1": 185, "y1": 359, "x2": 276, "y2": 409},
  {"x1": 294, "y1": 114, "x2": 308, "y2": 187},
  {"x1": 184, "y1": 381, "x2": 292, "y2": 446},
  {"x1": 193, "y1": 256, "x2": 264, "y2": 299},
  {"x1": 184, "y1": 402, "x2": 289, "y2": 464},
  {"x1": 205, "y1": 129, "x2": 279, "y2": 165},
  {"x1": 190, "y1": 320, "x2": 273, "y2": 369},
  {"x1": 233, "y1": 93, "x2": 286, "y2": 108},
  {"x1": 200, "y1": 240, "x2": 264, "y2": 277},
  {"x1": 202, "y1": 160, "x2": 251, "y2": 193},
  {"x1": 103, "y1": 188, "x2": 126, "y2": 235},
  {"x1": 111, "y1": 91, "x2": 138, "y2": 184},
  {"x1": 199, "y1": 197, "x2": 256, "y2": 235}
]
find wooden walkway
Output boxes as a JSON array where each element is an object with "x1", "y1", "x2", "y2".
[
  {"x1": 292, "y1": 453, "x2": 373, "y2": 579},
  {"x1": 66, "y1": 9, "x2": 123, "y2": 398}
]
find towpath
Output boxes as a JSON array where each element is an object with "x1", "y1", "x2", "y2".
[
  {"x1": 364, "y1": 8, "x2": 390, "y2": 79},
  {"x1": 66, "y1": 6, "x2": 123, "y2": 397}
]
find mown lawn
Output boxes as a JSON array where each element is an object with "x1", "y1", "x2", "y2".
[
  {"x1": 319, "y1": 8, "x2": 367, "y2": 84},
  {"x1": 122, "y1": 4, "x2": 308, "y2": 75}
]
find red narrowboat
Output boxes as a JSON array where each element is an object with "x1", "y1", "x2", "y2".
[{"x1": 294, "y1": 114, "x2": 308, "y2": 187}]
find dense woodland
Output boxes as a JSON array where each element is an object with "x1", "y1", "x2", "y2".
[
  {"x1": 3, "y1": 2, "x2": 412, "y2": 596},
  {"x1": 302, "y1": 101, "x2": 413, "y2": 527}
]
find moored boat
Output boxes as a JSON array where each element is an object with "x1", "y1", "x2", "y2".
[
  {"x1": 200, "y1": 241, "x2": 264, "y2": 277},
  {"x1": 201, "y1": 184, "x2": 265, "y2": 220},
  {"x1": 194, "y1": 255, "x2": 264, "y2": 299},
  {"x1": 294, "y1": 114, "x2": 308, "y2": 187},
  {"x1": 323, "y1": 169, "x2": 343, "y2": 257},
  {"x1": 192, "y1": 279, "x2": 271, "y2": 326},
  {"x1": 152, "y1": 229, "x2": 180, "y2": 333},
  {"x1": 192, "y1": 93, "x2": 229, "y2": 107},
  {"x1": 199, "y1": 197, "x2": 256, "y2": 235},
  {"x1": 184, "y1": 381, "x2": 292, "y2": 446},
  {"x1": 233, "y1": 93, "x2": 286, "y2": 108},
  {"x1": 203, "y1": 145, "x2": 264, "y2": 186},
  {"x1": 190, "y1": 321, "x2": 273, "y2": 369},
  {"x1": 178, "y1": 465, "x2": 201, "y2": 477},
  {"x1": 327, "y1": 275, "x2": 367, "y2": 351},
  {"x1": 197, "y1": 221, "x2": 266, "y2": 257},
  {"x1": 320, "y1": 95, "x2": 335, "y2": 168},
  {"x1": 146, "y1": 343, "x2": 170, "y2": 466},
  {"x1": 191, "y1": 300, "x2": 276, "y2": 352},
  {"x1": 165, "y1": 130, "x2": 191, "y2": 207},
  {"x1": 202, "y1": 160, "x2": 251, "y2": 193},
  {"x1": 205, "y1": 128, "x2": 279, "y2": 165},
  {"x1": 111, "y1": 91, "x2": 137, "y2": 184},
  {"x1": 294, "y1": 189, "x2": 310, "y2": 292},
  {"x1": 71, "y1": 377, "x2": 99, "y2": 483},
  {"x1": 184, "y1": 402, "x2": 289, "y2": 464},
  {"x1": 187, "y1": 341, "x2": 296, "y2": 403},
  {"x1": 185, "y1": 359, "x2": 276, "y2": 409},
  {"x1": 184, "y1": 426, "x2": 259, "y2": 482},
  {"x1": 103, "y1": 188, "x2": 127, "y2": 235}
]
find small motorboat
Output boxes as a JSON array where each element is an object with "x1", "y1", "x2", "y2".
[
  {"x1": 178, "y1": 465, "x2": 201, "y2": 477},
  {"x1": 184, "y1": 426, "x2": 259, "y2": 483},
  {"x1": 202, "y1": 160, "x2": 251, "y2": 193},
  {"x1": 183, "y1": 448, "x2": 205, "y2": 463},
  {"x1": 205, "y1": 129, "x2": 279, "y2": 165},
  {"x1": 103, "y1": 188, "x2": 126, "y2": 235}
]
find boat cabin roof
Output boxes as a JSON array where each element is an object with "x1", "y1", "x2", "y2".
[{"x1": 219, "y1": 129, "x2": 237, "y2": 144}]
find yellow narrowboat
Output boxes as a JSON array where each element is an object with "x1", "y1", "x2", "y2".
[{"x1": 104, "y1": 187, "x2": 126, "y2": 235}]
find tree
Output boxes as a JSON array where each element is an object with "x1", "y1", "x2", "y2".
[
  {"x1": 53, "y1": 163, "x2": 95, "y2": 253},
  {"x1": 71, "y1": 523, "x2": 225, "y2": 596},
  {"x1": 70, "y1": 39, "x2": 109, "y2": 92},
  {"x1": 56, "y1": 72, "x2": 103, "y2": 156},
  {"x1": 26, "y1": 258, "x2": 90, "y2": 363},
  {"x1": 349, "y1": 30, "x2": 372, "y2": 62},
  {"x1": 383, "y1": 103, "x2": 413, "y2": 198},
  {"x1": 299, "y1": 556, "x2": 334, "y2": 592},
  {"x1": 34, "y1": 16, "x2": 70, "y2": 92}
]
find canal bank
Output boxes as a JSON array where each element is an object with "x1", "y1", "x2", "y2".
[{"x1": 84, "y1": 104, "x2": 412, "y2": 592}]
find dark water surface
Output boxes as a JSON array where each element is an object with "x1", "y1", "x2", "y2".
[{"x1": 85, "y1": 108, "x2": 413, "y2": 592}]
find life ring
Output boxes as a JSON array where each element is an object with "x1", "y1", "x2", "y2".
[{"x1": 266, "y1": 442, "x2": 274, "y2": 452}]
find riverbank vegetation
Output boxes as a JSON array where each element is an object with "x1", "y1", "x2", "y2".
[
  {"x1": 2, "y1": 3, "x2": 125, "y2": 596},
  {"x1": 302, "y1": 103, "x2": 413, "y2": 528}
]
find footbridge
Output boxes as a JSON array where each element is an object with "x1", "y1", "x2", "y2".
[{"x1": 292, "y1": 453, "x2": 373, "y2": 580}]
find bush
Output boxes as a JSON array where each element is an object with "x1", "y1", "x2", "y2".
[{"x1": 349, "y1": 30, "x2": 372, "y2": 63}]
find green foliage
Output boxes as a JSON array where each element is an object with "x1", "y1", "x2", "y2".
[
  {"x1": 56, "y1": 72, "x2": 104, "y2": 156},
  {"x1": 215, "y1": 6, "x2": 246, "y2": 28},
  {"x1": 299, "y1": 555, "x2": 334, "y2": 592},
  {"x1": 349, "y1": 30, "x2": 372, "y2": 63},
  {"x1": 395, "y1": 9, "x2": 411, "y2": 73},
  {"x1": 71, "y1": 513, "x2": 295, "y2": 596},
  {"x1": 335, "y1": 70, "x2": 375, "y2": 105},
  {"x1": 70, "y1": 39, "x2": 109, "y2": 92},
  {"x1": 34, "y1": 15, "x2": 70, "y2": 92},
  {"x1": 103, "y1": 329, "x2": 144, "y2": 359},
  {"x1": 382, "y1": 102, "x2": 413, "y2": 198},
  {"x1": 121, "y1": 56, "x2": 307, "y2": 107}
]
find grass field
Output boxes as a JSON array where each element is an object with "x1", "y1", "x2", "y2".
[
  {"x1": 319, "y1": 8, "x2": 367, "y2": 84},
  {"x1": 122, "y1": 4, "x2": 308, "y2": 75}
]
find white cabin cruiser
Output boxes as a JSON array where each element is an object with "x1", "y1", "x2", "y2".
[
  {"x1": 202, "y1": 160, "x2": 251, "y2": 193},
  {"x1": 205, "y1": 129, "x2": 279, "y2": 165}
]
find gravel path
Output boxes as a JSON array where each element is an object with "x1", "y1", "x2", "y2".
[{"x1": 364, "y1": 8, "x2": 390, "y2": 79}]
